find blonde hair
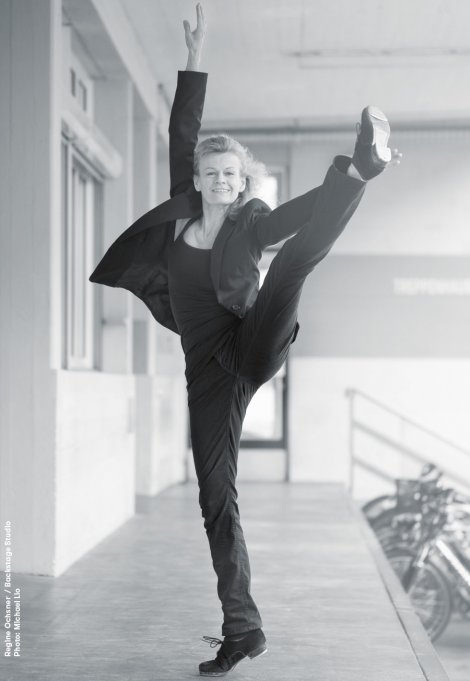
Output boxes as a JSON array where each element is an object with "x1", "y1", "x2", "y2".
[{"x1": 194, "y1": 134, "x2": 268, "y2": 217}]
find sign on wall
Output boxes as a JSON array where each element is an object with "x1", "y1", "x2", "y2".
[{"x1": 293, "y1": 255, "x2": 470, "y2": 357}]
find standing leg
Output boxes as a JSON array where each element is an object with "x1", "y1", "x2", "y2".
[{"x1": 187, "y1": 357, "x2": 262, "y2": 636}]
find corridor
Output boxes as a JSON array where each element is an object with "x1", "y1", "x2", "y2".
[
  {"x1": 4, "y1": 484, "x2": 447, "y2": 681},
  {"x1": 2, "y1": 2, "x2": 470, "y2": 680}
]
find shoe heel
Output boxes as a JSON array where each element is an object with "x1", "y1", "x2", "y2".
[{"x1": 248, "y1": 644, "x2": 267, "y2": 659}]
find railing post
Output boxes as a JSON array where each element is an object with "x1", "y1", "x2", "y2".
[
  {"x1": 346, "y1": 389, "x2": 355, "y2": 496},
  {"x1": 399, "y1": 416, "x2": 405, "y2": 478}
]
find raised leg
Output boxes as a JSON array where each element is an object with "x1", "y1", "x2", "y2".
[{"x1": 237, "y1": 159, "x2": 366, "y2": 384}]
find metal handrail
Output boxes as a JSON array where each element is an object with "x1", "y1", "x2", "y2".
[
  {"x1": 346, "y1": 388, "x2": 470, "y2": 458},
  {"x1": 346, "y1": 387, "x2": 470, "y2": 495}
]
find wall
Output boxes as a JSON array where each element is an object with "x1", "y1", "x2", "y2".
[
  {"x1": 0, "y1": 0, "x2": 61, "y2": 574},
  {"x1": 290, "y1": 358, "x2": 470, "y2": 498},
  {"x1": 55, "y1": 371, "x2": 135, "y2": 574},
  {"x1": 135, "y1": 325, "x2": 187, "y2": 498}
]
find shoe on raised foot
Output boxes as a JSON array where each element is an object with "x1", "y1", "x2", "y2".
[
  {"x1": 199, "y1": 628, "x2": 267, "y2": 677},
  {"x1": 351, "y1": 105, "x2": 392, "y2": 180}
]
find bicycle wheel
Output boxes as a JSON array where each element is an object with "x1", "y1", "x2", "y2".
[
  {"x1": 362, "y1": 495, "x2": 396, "y2": 523},
  {"x1": 369, "y1": 509, "x2": 414, "y2": 553},
  {"x1": 387, "y1": 549, "x2": 453, "y2": 641}
]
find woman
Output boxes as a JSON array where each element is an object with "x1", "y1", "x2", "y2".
[{"x1": 90, "y1": 4, "x2": 398, "y2": 676}]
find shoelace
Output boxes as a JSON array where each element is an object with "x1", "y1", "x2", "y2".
[{"x1": 201, "y1": 635, "x2": 223, "y2": 648}]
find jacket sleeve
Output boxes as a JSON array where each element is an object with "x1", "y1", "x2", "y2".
[
  {"x1": 249, "y1": 189, "x2": 322, "y2": 250},
  {"x1": 168, "y1": 70, "x2": 208, "y2": 197},
  {"x1": 251, "y1": 158, "x2": 366, "y2": 252}
]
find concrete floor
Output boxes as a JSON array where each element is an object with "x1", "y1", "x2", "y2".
[
  {"x1": 2, "y1": 483, "x2": 448, "y2": 681},
  {"x1": 435, "y1": 617, "x2": 470, "y2": 681}
]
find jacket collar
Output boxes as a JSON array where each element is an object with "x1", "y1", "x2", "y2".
[
  {"x1": 116, "y1": 189, "x2": 203, "y2": 244},
  {"x1": 210, "y1": 212, "x2": 237, "y2": 292}
]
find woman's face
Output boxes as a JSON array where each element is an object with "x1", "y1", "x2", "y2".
[{"x1": 194, "y1": 152, "x2": 246, "y2": 206}]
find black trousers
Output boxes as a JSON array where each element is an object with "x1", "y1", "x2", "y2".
[{"x1": 187, "y1": 162, "x2": 366, "y2": 636}]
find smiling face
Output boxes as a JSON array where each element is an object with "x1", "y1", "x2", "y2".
[{"x1": 193, "y1": 152, "x2": 246, "y2": 207}]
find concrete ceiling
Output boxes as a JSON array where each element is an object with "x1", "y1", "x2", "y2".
[{"x1": 119, "y1": 0, "x2": 470, "y2": 128}]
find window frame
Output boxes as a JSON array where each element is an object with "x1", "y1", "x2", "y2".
[
  {"x1": 61, "y1": 134, "x2": 103, "y2": 371},
  {"x1": 239, "y1": 360, "x2": 288, "y2": 449}
]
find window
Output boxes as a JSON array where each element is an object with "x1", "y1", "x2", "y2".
[
  {"x1": 240, "y1": 262, "x2": 288, "y2": 448},
  {"x1": 61, "y1": 137, "x2": 102, "y2": 369},
  {"x1": 241, "y1": 363, "x2": 287, "y2": 446},
  {"x1": 257, "y1": 174, "x2": 279, "y2": 209}
]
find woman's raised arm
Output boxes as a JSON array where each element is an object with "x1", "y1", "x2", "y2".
[
  {"x1": 168, "y1": 4, "x2": 207, "y2": 197},
  {"x1": 184, "y1": 3, "x2": 205, "y2": 71}
]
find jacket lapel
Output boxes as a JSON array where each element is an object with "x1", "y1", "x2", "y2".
[
  {"x1": 116, "y1": 189, "x2": 203, "y2": 244},
  {"x1": 210, "y1": 214, "x2": 237, "y2": 293}
]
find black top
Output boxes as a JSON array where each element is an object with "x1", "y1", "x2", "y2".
[{"x1": 168, "y1": 217, "x2": 239, "y2": 381}]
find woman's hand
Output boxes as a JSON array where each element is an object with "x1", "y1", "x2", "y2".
[{"x1": 184, "y1": 3, "x2": 206, "y2": 71}]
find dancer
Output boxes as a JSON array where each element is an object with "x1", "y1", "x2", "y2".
[{"x1": 89, "y1": 4, "x2": 399, "y2": 676}]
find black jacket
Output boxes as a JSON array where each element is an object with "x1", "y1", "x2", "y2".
[{"x1": 89, "y1": 70, "x2": 349, "y2": 336}]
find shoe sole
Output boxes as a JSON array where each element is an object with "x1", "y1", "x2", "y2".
[
  {"x1": 199, "y1": 644, "x2": 268, "y2": 677},
  {"x1": 248, "y1": 643, "x2": 268, "y2": 659},
  {"x1": 366, "y1": 106, "x2": 391, "y2": 163}
]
